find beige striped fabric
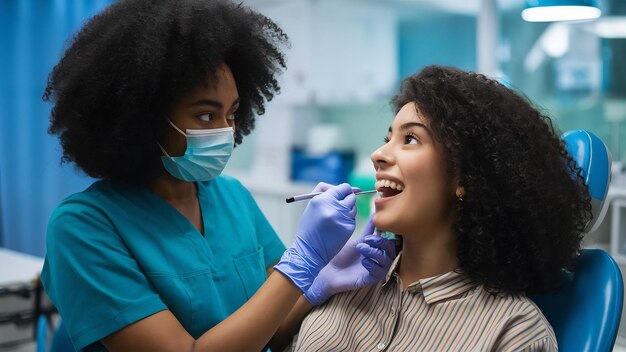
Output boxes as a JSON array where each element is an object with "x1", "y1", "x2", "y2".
[{"x1": 293, "y1": 254, "x2": 557, "y2": 352}]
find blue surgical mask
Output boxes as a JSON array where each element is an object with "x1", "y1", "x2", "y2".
[{"x1": 158, "y1": 120, "x2": 234, "y2": 182}]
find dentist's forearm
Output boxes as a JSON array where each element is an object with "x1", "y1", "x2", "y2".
[
  {"x1": 192, "y1": 271, "x2": 301, "y2": 352},
  {"x1": 268, "y1": 296, "x2": 314, "y2": 351}
]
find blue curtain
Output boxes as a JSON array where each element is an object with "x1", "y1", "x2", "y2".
[{"x1": 0, "y1": 0, "x2": 114, "y2": 257}]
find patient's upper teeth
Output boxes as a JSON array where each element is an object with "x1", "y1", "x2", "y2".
[{"x1": 376, "y1": 179, "x2": 405, "y2": 192}]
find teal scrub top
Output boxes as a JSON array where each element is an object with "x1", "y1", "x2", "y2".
[{"x1": 41, "y1": 175, "x2": 286, "y2": 351}]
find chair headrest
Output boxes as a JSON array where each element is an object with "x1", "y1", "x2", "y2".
[{"x1": 562, "y1": 130, "x2": 612, "y2": 233}]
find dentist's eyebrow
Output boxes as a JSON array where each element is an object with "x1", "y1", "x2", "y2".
[{"x1": 189, "y1": 97, "x2": 240, "y2": 109}]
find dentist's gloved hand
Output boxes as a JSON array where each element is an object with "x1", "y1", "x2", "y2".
[
  {"x1": 304, "y1": 215, "x2": 397, "y2": 305},
  {"x1": 274, "y1": 183, "x2": 357, "y2": 293}
]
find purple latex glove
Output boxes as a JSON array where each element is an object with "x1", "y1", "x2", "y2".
[
  {"x1": 304, "y1": 215, "x2": 398, "y2": 305},
  {"x1": 274, "y1": 183, "x2": 357, "y2": 293}
]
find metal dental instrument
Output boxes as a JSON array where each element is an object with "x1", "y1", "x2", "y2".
[{"x1": 285, "y1": 189, "x2": 377, "y2": 203}]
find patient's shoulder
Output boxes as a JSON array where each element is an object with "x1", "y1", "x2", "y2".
[{"x1": 486, "y1": 291, "x2": 557, "y2": 351}]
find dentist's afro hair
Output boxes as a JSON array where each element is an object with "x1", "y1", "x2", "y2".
[
  {"x1": 393, "y1": 65, "x2": 592, "y2": 295},
  {"x1": 44, "y1": 0, "x2": 288, "y2": 185}
]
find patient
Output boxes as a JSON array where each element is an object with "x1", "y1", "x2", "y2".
[{"x1": 291, "y1": 66, "x2": 591, "y2": 351}]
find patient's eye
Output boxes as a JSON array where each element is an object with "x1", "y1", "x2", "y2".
[{"x1": 405, "y1": 133, "x2": 419, "y2": 145}]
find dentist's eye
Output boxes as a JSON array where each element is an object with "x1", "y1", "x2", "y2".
[
  {"x1": 227, "y1": 112, "x2": 236, "y2": 121},
  {"x1": 383, "y1": 136, "x2": 390, "y2": 143},
  {"x1": 198, "y1": 113, "x2": 213, "y2": 122}
]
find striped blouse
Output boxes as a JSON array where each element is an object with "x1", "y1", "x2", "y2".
[{"x1": 293, "y1": 254, "x2": 557, "y2": 351}]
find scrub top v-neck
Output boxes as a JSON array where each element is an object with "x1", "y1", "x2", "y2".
[{"x1": 41, "y1": 175, "x2": 286, "y2": 352}]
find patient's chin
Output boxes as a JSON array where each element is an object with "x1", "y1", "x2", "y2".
[{"x1": 372, "y1": 213, "x2": 393, "y2": 233}]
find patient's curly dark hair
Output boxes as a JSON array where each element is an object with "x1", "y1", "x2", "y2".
[
  {"x1": 393, "y1": 65, "x2": 592, "y2": 294},
  {"x1": 44, "y1": 0, "x2": 288, "y2": 185}
]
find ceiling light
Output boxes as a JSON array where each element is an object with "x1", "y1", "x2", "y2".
[{"x1": 522, "y1": 0, "x2": 601, "y2": 22}]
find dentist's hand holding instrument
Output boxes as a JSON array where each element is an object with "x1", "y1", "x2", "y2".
[
  {"x1": 275, "y1": 182, "x2": 396, "y2": 299},
  {"x1": 274, "y1": 183, "x2": 358, "y2": 293}
]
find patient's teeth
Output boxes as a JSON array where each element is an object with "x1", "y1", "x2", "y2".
[{"x1": 376, "y1": 179, "x2": 405, "y2": 192}]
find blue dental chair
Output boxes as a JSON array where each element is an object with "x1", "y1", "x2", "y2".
[{"x1": 530, "y1": 130, "x2": 623, "y2": 352}]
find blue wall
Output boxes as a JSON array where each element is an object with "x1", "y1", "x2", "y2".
[
  {"x1": 0, "y1": 0, "x2": 114, "y2": 256},
  {"x1": 398, "y1": 13, "x2": 477, "y2": 79}
]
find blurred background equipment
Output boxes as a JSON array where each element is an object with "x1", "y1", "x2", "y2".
[{"x1": 0, "y1": 248, "x2": 44, "y2": 350}]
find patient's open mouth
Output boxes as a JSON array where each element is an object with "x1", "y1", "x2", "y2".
[{"x1": 375, "y1": 179, "x2": 404, "y2": 198}]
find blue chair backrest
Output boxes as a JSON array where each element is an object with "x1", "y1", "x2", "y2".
[
  {"x1": 531, "y1": 249, "x2": 623, "y2": 352},
  {"x1": 530, "y1": 130, "x2": 622, "y2": 351},
  {"x1": 561, "y1": 130, "x2": 611, "y2": 233}
]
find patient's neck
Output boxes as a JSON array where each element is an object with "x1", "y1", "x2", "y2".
[{"x1": 397, "y1": 228, "x2": 458, "y2": 289}]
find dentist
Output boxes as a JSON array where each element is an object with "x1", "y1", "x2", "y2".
[{"x1": 40, "y1": 1, "x2": 395, "y2": 351}]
